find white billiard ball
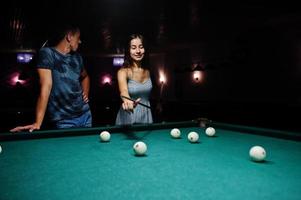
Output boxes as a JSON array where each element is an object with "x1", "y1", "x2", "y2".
[
  {"x1": 205, "y1": 127, "x2": 216, "y2": 137},
  {"x1": 170, "y1": 128, "x2": 181, "y2": 138},
  {"x1": 187, "y1": 131, "x2": 199, "y2": 143},
  {"x1": 249, "y1": 146, "x2": 266, "y2": 162},
  {"x1": 0, "y1": 145, "x2": 2, "y2": 154},
  {"x1": 100, "y1": 131, "x2": 111, "y2": 142},
  {"x1": 133, "y1": 141, "x2": 147, "y2": 156}
]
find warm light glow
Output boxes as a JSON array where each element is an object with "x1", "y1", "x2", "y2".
[
  {"x1": 193, "y1": 71, "x2": 202, "y2": 83},
  {"x1": 101, "y1": 75, "x2": 112, "y2": 85},
  {"x1": 159, "y1": 70, "x2": 166, "y2": 84},
  {"x1": 8, "y1": 72, "x2": 26, "y2": 86}
]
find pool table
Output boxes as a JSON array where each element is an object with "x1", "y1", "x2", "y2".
[{"x1": 0, "y1": 119, "x2": 301, "y2": 200}]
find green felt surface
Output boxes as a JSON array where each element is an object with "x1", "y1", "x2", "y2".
[{"x1": 0, "y1": 125, "x2": 301, "y2": 200}]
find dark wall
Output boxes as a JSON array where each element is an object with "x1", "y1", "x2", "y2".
[{"x1": 156, "y1": 24, "x2": 301, "y2": 131}]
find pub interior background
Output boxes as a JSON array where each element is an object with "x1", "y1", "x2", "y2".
[{"x1": 0, "y1": 0, "x2": 301, "y2": 132}]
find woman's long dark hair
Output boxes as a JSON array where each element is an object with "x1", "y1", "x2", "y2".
[{"x1": 122, "y1": 34, "x2": 150, "y2": 70}]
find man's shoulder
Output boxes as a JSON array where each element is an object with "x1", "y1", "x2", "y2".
[{"x1": 39, "y1": 47, "x2": 53, "y2": 55}]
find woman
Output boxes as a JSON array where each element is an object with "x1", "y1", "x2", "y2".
[{"x1": 115, "y1": 34, "x2": 153, "y2": 125}]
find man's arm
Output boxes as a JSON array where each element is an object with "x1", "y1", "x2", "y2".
[
  {"x1": 81, "y1": 68, "x2": 90, "y2": 103},
  {"x1": 35, "y1": 68, "x2": 52, "y2": 129},
  {"x1": 10, "y1": 68, "x2": 52, "y2": 132}
]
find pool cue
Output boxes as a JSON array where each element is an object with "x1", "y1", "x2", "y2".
[{"x1": 120, "y1": 95, "x2": 151, "y2": 109}]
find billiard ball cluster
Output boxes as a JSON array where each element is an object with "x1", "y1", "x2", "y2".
[
  {"x1": 98, "y1": 126, "x2": 266, "y2": 162},
  {"x1": 170, "y1": 127, "x2": 216, "y2": 142},
  {"x1": 170, "y1": 127, "x2": 266, "y2": 162}
]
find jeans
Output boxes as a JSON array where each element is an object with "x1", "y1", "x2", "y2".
[{"x1": 55, "y1": 110, "x2": 92, "y2": 129}]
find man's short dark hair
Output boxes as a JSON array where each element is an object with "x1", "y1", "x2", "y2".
[{"x1": 48, "y1": 23, "x2": 80, "y2": 46}]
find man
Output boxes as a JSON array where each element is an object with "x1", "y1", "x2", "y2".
[{"x1": 10, "y1": 24, "x2": 92, "y2": 132}]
